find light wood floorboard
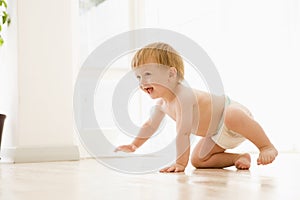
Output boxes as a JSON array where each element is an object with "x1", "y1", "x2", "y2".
[{"x1": 0, "y1": 153, "x2": 299, "y2": 200}]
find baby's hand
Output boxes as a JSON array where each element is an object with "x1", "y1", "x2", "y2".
[
  {"x1": 159, "y1": 163, "x2": 185, "y2": 173},
  {"x1": 114, "y1": 144, "x2": 137, "y2": 153}
]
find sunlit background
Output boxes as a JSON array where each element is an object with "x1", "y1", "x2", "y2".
[{"x1": 78, "y1": 0, "x2": 300, "y2": 154}]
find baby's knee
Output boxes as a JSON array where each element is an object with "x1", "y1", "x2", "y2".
[{"x1": 191, "y1": 154, "x2": 210, "y2": 168}]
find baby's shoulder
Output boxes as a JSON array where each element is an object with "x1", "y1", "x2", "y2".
[
  {"x1": 154, "y1": 99, "x2": 169, "y2": 115},
  {"x1": 155, "y1": 99, "x2": 164, "y2": 106},
  {"x1": 154, "y1": 99, "x2": 166, "y2": 111},
  {"x1": 177, "y1": 86, "x2": 201, "y2": 104}
]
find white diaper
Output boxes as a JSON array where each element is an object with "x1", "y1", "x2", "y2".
[{"x1": 211, "y1": 99, "x2": 253, "y2": 149}]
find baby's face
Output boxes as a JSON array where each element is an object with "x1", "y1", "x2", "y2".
[{"x1": 134, "y1": 63, "x2": 171, "y2": 99}]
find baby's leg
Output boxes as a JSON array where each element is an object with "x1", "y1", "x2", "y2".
[
  {"x1": 191, "y1": 137, "x2": 251, "y2": 170},
  {"x1": 224, "y1": 105, "x2": 278, "y2": 165}
]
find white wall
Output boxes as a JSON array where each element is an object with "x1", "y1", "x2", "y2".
[
  {"x1": 0, "y1": 0, "x2": 18, "y2": 149},
  {"x1": 0, "y1": 0, "x2": 79, "y2": 162}
]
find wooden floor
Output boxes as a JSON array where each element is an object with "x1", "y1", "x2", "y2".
[{"x1": 0, "y1": 153, "x2": 299, "y2": 200}]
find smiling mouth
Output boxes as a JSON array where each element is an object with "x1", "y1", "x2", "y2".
[{"x1": 144, "y1": 87, "x2": 153, "y2": 94}]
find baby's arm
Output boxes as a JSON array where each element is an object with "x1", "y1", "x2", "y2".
[
  {"x1": 131, "y1": 104, "x2": 165, "y2": 148},
  {"x1": 176, "y1": 103, "x2": 193, "y2": 165},
  {"x1": 160, "y1": 97, "x2": 194, "y2": 173},
  {"x1": 115, "y1": 102, "x2": 165, "y2": 152}
]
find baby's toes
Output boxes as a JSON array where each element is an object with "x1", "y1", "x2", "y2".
[
  {"x1": 257, "y1": 158, "x2": 261, "y2": 165},
  {"x1": 257, "y1": 155, "x2": 265, "y2": 165}
]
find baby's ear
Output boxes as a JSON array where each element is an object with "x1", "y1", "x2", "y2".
[{"x1": 169, "y1": 67, "x2": 178, "y2": 78}]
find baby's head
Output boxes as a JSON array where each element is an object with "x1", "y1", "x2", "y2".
[{"x1": 131, "y1": 42, "x2": 184, "y2": 82}]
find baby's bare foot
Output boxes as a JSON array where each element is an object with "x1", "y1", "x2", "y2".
[
  {"x1": 257, "y1": 146, "x2": 278, "y2": 165},
  {"x1": 234, "y1": 153, "x2": 251, "y2": 170}
]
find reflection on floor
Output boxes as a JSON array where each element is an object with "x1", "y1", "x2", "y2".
[{"x1": 0, "y1": 153, "x2": 299, "y2": 200}]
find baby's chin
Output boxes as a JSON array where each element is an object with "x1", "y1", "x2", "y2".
[
  {"x1": 148, "y1": 92, "x2": 161, "y2": 99},
  {"x1": 148, "y1": 94, "x2": 158, "y2": 99}
]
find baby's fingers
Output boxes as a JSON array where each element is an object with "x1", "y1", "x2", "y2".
[
  {"x1": 114, "y1": 146, "x2": 121, "y2": 152},
  {"x1": 167, "y1": 166, "x2": 176, "y2": 172},
  {"x1": 160, "y1": 166, "x2": 176, "y2": 173},
  {"x1": 160, "y1": 166, "x2": 174, "y2": 173},
  {"x1": 159, "y1": 166, "x2": 170, "y2": 173},
  {"x1": 114, "y1": 145, "x2": 128, "y2": 152}
]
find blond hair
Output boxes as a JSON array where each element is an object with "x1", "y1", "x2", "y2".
[{"x1": 131, "y1": 42, "x2": 184, "y2": 81}]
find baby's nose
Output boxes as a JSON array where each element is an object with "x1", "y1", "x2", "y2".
[
  {"x1": 139, "y1": 81, "x2": 146, "y2": 88},
  {"x1": 139, "y1": 77, "x2": 147, "y2": 86}
]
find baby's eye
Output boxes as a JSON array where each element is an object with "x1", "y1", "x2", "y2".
[
  {"x1": 136, "y1": 75, "x2": 141, "y2": 80},
  {"x1": 145, "y1": 72, "x2": 151, "y2": 76}
]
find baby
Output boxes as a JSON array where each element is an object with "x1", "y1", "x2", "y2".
[{"x1": 115, "y1": 42, "x2": 278, "y2": 173}]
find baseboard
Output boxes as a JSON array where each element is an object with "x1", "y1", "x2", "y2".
[{"x1": 0, "y1": 145, "x2": 80, "y2": 163}]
